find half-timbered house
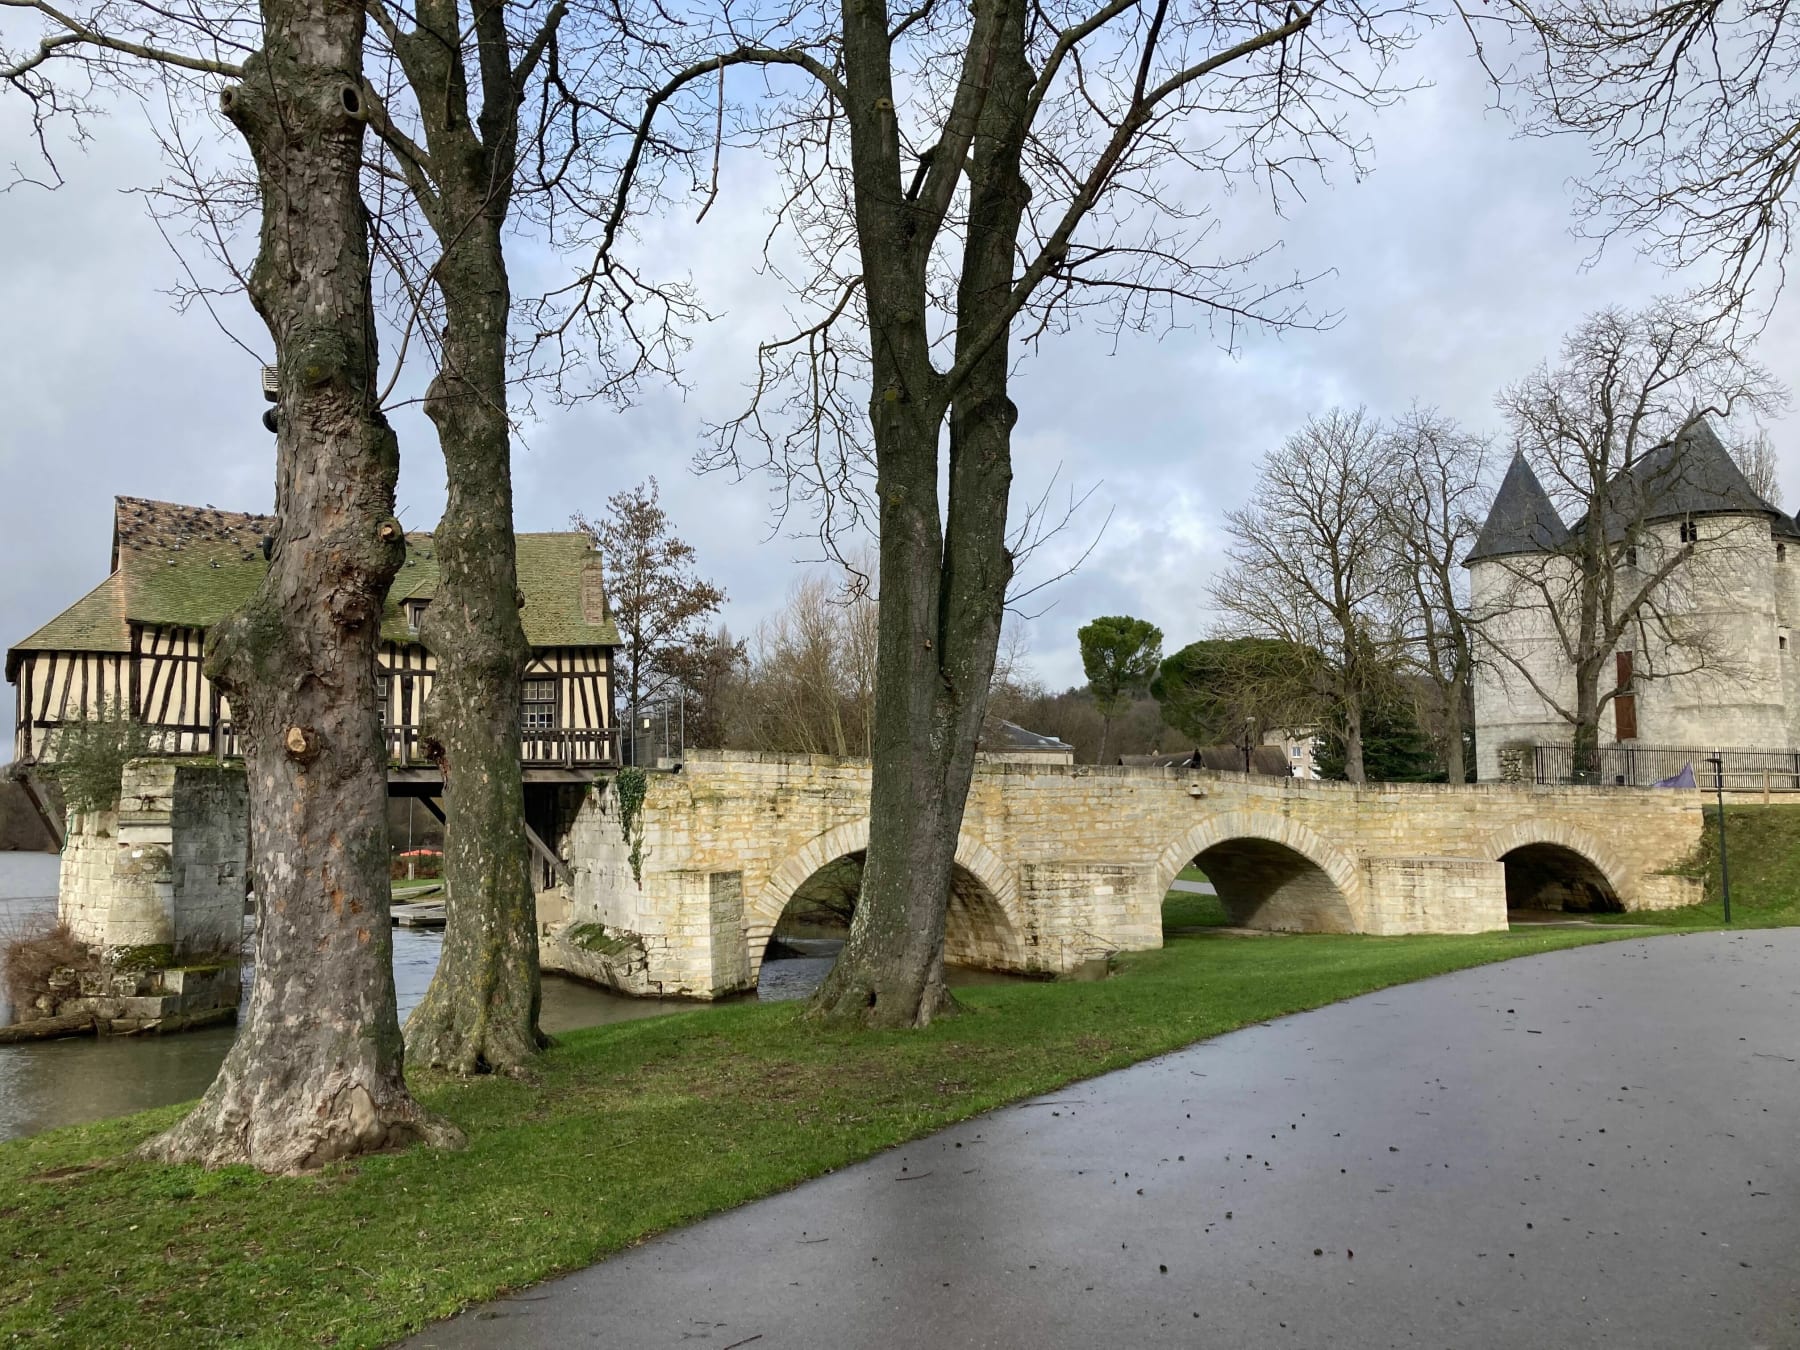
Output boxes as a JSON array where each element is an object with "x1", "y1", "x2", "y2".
[{"x1": 8, "y1": 497, "x2": 621, "y2": 773}]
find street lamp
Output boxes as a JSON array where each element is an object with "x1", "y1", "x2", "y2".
[{"x1": 1706, "y1": 751, "x2": 1732, "y2": 924}]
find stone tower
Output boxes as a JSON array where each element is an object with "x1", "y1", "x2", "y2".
[
  {"x1": 1466, "y1": 452, "x2": 1574, "y2": 782},
  {"x1": 1467, "y1": 419, "x2": 1800, "y2": 781}
]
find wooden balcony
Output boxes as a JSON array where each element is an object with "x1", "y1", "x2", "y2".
[{"x1": 143, "y1": 721, "x2": 618, "y2": 771}]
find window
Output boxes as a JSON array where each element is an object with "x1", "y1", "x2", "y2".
[
  {"x1": 1780, "y1": 543, "x2": 1788, "y2": 562},
  {"x1": 374, "y1": 673, "x2": 390, "y2": 728},
  {"x1": 520, "y1": 678, "x2": 557, "y2": 731},
  {"x1": 1624, "y1": 545, "x2": 1638, "y2": 567},
  {"x1": 1289, "y1": 746, "x2": 1302, "y2": 759},
  {"x1": 1679, "y1": 520, "x2": 1699, "y2": 544},
  {"x1": 405, "y1": 598, "x2": 429, "y2": 632}
]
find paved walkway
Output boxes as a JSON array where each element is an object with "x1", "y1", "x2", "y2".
[{"x1": 407, "y1": 932, "x2": 1800, "y2": 1349}]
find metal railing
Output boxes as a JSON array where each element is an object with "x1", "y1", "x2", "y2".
[
  {"x1": 1531, "y1": 743, "x2": 1800, "y2": 791},
  {"x1": 169, "y1": 720, "x2": 617, "y2": 768}
]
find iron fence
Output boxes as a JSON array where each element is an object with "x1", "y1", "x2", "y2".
[{"x1": 1531, "y1": 743, "x2": 1800, "y2": 791}]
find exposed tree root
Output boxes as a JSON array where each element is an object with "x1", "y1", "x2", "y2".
[{"x1": 141, "y1": 1067, "x2": 464, "y2": 1174}]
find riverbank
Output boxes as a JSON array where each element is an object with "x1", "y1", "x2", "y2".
[{"x1": 0, "y1": 922, "x2": 1638, "y2": 1348}]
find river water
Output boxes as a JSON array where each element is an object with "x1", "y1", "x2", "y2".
[{"x1": 0, "y1": 853, "x2": 1025, "y2": 1142}]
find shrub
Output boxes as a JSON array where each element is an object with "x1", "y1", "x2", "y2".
[
  {"x1": 1, "y1": 920, "x2": 96, "y2": 1021},
  {"x1": 44, "y1": 703, "x2": 150, "y2": 815}
]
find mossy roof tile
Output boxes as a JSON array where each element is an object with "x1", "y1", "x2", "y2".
[{"x1": 8, "y1": 498, "x2": 618, "y2": 668}]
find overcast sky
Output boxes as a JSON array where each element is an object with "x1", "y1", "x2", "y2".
[{"x1": 5, "y1": 25, "x2": 1800, "y2": 750}]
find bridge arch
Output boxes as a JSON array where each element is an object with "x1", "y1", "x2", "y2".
[
  {"x1": 1153, "y1": 811, "x2": 1365, "y2": 933},
  {"x1": 748, "y1": 820, "x2": 1028, "y2": 980},
  {"x1": 1474, "y1": 820, "x2": 1628, "y2": 913}
]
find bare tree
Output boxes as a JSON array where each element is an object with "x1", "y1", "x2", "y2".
[
  {"x1": 345, "y1": 0, "x2": 586, "y2": 1076},
  {"x1": 1474, "y1": 0, "x2": 1800, "y2": 309},
  {"x1": 573, "y1": 479, "x2": 726, "y2": 733},
  {"x1": 1211, "y1": 408, "x2": 1403, "y2": 784},
  {"x1": 662, "y1": 625, "x2": 749, "y2": 750},
  {"x1": 1733, "y1": 427, "x2": 1784, "y2": 508},
  {"x1": 1378, "y1": 408, "x2": 1491, "y2": 783},
  {"x1": 1473, "y1": 299, "x2": 1786, "y2": 780},
  {"x1": 731, "y1": 569, "x2": 880, "y2": 757},
  {"x1": 589, "y1": 0, "x2": 1420, "y2": 1027},
  {"x1": 5, "y1": 0, "x2": 457, "y2": 1166}
]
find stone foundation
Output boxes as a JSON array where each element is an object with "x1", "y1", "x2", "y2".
[{"x1": 60, "y1": 758, "x2": 249, "y2": 956}]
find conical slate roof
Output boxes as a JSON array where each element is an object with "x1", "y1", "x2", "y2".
[
  {"x1": 1465, "y1": 452, "x2": 1569, "y2": 564},
  {"x1": 1621, "y1": 418, "x2": 1780, "y2": 523}
]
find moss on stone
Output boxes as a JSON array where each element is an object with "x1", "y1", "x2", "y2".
[
  {"x1": 111, "y1": 944, "x2": 175, "y2": 972},
  {"x1": 566, "y1": 922, "x2": 646, "y2": 959}
]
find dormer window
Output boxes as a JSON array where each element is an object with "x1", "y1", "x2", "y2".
[
  {"x1": 405, "y1": 599, "x2": 429, "y2": 632},
  {"x1": 1679, "y1": 520, "x2": 1700, "y2": 544}
]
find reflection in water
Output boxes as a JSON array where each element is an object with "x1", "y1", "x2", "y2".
[{"x1": 0, "y1": 852, "x2": 1028, "y2": 1142}]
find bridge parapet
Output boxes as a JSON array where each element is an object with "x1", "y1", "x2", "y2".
[{"x1": 537, "y1": 750, "x2": 1707, "y2": 999}]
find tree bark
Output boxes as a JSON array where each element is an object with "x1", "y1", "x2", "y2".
[
  {"x1": 142, "y1": 0, "x2": 458, "y2": 1171},
  {"x1": 1444, "y1": 670, "x2": 1469, "y2": 785},
  {"x1": 810, "y1": 0, "x2": 1023, "y2": 1029},
  {"x1": 1342, "y1": 692, "x2": 1367, "y2": 784},
  {"x1": 400, "y1": 0, "x2": 550, "y2": 1073},
  {"x1": 1571, "y1": 668, "x2": 1603, "y2": 782},
  {"x1": 406, "y1": 233, "x2": 546, "y2": 1072}
]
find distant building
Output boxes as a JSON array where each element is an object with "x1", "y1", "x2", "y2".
[
  {"x1": 978, "y1": 719, "x2": 1075, "y2": 766},
  {"x1": 1262, "y1": 728, "x2": 1318, "y2": 779},
  {"x1": 1466, "y1": 419, "x2": 1798, "y2": 781},
  {"x1": 7, "y1": 497, "x2": 623, "y2": 773},
  {"x1": 1118, "y1": 745, "x2": 1295, "y2": 776}
]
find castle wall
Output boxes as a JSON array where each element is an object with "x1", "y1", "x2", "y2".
[
  {"x1": 1628, "y1": 515, "x2": 1790, "y2": 751},
  {"x1": 1470, "y1": 554, "x2": 1577, "y2": 780}
]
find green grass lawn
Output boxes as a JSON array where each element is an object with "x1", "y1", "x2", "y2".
[
  {"x1": 0, "y1": 922, "x2": 1635, "y2": 1349},
  {"x1": 1597, "y1": 804, "x2": 1800, "y2": 928}
]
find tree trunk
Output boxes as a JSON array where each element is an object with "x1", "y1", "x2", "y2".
[
  {"x1": 406, "y1": 225, "x2": 546, "y2": 1073},
  {"x1": 1096, "y1": 715, "x2": 1112, "y2": 766},
  {"x1": 1443, "y1": 675, "x2": 1468, "y2": 785},
  {"x1": 811, "y1": 0, "x2": 1025, "y2": 1029},
  {"x1": 1343, "y1": 694, "x2": 1367, "y2": 784},
  {"x1": 142, "y1": 3, "x2": 458, "y2": 1171},
  {"x1": 1571, "y1": 671, "x2": 1602, "y2": 782}
]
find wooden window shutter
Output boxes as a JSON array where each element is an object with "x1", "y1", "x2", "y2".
[
  {"x1": 1614, "y1": 651, "x2": 1637, "y2": 740},
  {"x1": 1615, "y1": 694, "x2": 1638, "y2": 740}
]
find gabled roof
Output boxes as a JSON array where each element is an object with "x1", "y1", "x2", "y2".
[
  {"x1": 8, "y1": 497, "x2": 619, "y2": 676},
  {"x1": 1465, "y1": 452, "x2": 1570, "y2": 564}
]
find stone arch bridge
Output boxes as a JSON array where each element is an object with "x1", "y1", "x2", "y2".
[{"x1": 536, "y1": 750, "x2": 1705, "y2": 999}]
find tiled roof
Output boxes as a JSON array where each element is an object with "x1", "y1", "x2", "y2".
[{"x1": 8, "y1": 497, "x2": 619, "y2": 669}]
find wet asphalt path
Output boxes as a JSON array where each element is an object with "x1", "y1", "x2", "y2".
[{"x1": 406, "y1": 931, "x2": 1800, "y2": 1349}]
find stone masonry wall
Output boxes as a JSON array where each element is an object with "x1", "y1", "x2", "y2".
[
  {"x1": 58, "y1": 759, "x2": 248, "y2": 956},
  {"x1": 554, "y1": 751, "x2": 1707, "y2": 998}
]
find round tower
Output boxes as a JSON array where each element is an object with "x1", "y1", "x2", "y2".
[{"x1": 1464, "y1": 452, "x2": 1575, "y2": 783}]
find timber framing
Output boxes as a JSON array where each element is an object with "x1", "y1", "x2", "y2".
[{"x1": 7, "y1": 496, "x2": 622, "y2": 774}]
